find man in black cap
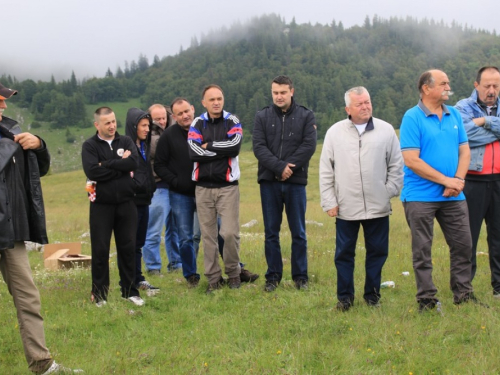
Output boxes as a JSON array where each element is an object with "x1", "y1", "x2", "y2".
[{"x1": 0, "y1": 82, "x2": 80, "y2": 374}]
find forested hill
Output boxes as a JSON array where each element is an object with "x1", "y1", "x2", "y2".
[{"x1": 3, "y1": 14, "x2": 500, "y2": 139}]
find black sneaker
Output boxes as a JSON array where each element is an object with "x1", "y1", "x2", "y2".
[
  {"x1": 365, "y1": 299, "x2": 381, "y2": 308},
  {"x1": 147, "y1": 269, "x2": 161, "y2": 276},
  {"x1": 136, "y1": 280, "x2": 160, "y2": 296},
  {"x1": 336, "y1": 300, "x2": 352, "y2": 312},
  {"x1": 264, "y1": 280, "x2": 278, "y2": 292},
  {"x1": 418, "y1": 298, "x2": 439, "y2": 312},
  {"x1": 228, "y1": 277, "x2": 241, "y2": 289},
  {"x1": 240, "y1": 268, "x2": 259, "y2": 283},
  {"x1": 187, "y1": 275, "x2": 200, "y2": 288},
  {"x1": 294, "y1": 278, "x2": 309, "y2": 290},
  {"x1": 206, "y1": 277, "x2": 225, "y2": 295},
  {"x1": 454, "y1": 293, "x2": 489, "y2": 308}
]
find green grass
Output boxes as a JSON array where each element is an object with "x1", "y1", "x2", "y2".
[
  {"x1": 1, "y1": 146, "x2": 499, "y2": 374},
  {"x1": 6, "y1": 99, "x2": 142, "y2": 173}
]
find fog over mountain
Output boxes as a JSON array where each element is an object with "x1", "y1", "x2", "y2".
[{"x1": 3, "y1": 0, "x2": 497, "y2": 81}]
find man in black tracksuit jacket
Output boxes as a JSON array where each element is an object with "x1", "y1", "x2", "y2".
[
  {"x1": 82, "y1": 106, "x2": 142, "y2": 306},
  {"x1": 125, "y1": 108, "x2": 158, "y2": 294}
]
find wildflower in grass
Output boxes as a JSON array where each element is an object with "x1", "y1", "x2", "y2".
[
  {"x1": 277, "y1": 350, "x2": 282, "y2": 355},
  {"x1": 117, "y1": 352, "x2": 120, "y2": 356},
  {"x1": 349, "y1": 327, "x2": 353, "y2": 331},
  {"x1": 396, "y1": 331, "x2": 400, "y2": 335},
  {"x1": 367, "y1": 348, "x2": 372, "y2": 352},
  {"x1": 481, "y1": 326, "x2": 486, "y2": 330},
  {"x1": 204, "y1": 363, "x2": 208, "y2": 367}
]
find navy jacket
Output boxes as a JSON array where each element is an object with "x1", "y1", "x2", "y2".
[{"x1": 253, "y1": 99, "x2": 317, "y2": 185}]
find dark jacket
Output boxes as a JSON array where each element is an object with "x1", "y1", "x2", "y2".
[
  {"x1": 150, "y1": 109, "x2": 175, "y2": 184},
  {"x1": 187, "y1": 111, "x2": 242, "y2": 188},
  {"x1": 155, "y1": 124, "x2": 196, "y2": 196},
  {"x1": 253, "y1": 99, "x2": 317, "y2": 185},
  {"x1": 81, "y1": 131, "x2": 139, "y2": 204},
  {"x1": 125, "y1": 108, "x2": 156, "y2": 206},
  {"x1": 0, "y1": 116, "x2": 50, "y2": 250}
]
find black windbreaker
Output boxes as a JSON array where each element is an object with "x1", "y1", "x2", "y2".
[
  {"x1": 0, "y1": 116, "x2": 50, "y2": 250},
  {"x1": 253, "y1": 99, "x2": 317, "y2": 185}
]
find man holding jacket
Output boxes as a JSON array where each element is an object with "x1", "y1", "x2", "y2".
[
  {"x1": 1, "y1": 83, "x2": 79, "y2": 374},
  {"x1": 253, "y1": 75, "x2": 317, "y2": 292},
  {"x1": 319, "y1": 86, "x2": 403, "y2": 311}
]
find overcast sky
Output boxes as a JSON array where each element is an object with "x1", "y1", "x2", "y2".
[{"x1": 3, "y1": 0, "x2": 497, "y2": 81}]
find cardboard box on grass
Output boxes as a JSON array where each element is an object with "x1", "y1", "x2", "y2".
[{"x1": 43, "y1": 242, "x2": 91, "y2": 270}]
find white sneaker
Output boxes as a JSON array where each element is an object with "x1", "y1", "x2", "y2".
[
  {"x1": 126, "y1": 296, "x2": 145, "y2": 306},
  {"x1": 95, "y1": 300, "x2": 107, "y2": 308},
  {"x1": 42, "y1": 361, "x2": 84, "y2": 374}
]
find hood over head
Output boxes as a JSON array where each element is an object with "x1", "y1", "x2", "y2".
[{"x1": 126, "y1": 107, "x2": 152, "y2": 143}]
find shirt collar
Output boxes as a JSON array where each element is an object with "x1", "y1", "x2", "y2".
[{"x1": 418, "y1": 99, "x2": 450, "y2": 117}]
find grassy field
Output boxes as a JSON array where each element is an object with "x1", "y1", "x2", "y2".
[
  {"x1": 6, "y1": 100, "x2": 142, "y2": 173},
  {"x1": 1, "y1": 143, "x2": 499, "y2": 374}
]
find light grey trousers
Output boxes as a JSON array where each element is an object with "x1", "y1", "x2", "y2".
[
  {"x1": 196, "y1": 185, "x2": 241, "y2": 284},
  {"x1": 0, "y1": 242, "x2": 53, "y2": 373}
]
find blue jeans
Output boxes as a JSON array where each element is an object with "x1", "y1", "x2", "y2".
[
  {"x1": 169, "y1": 191, "x2": 199, "y2": 280},
  {"x1": 260, "y1": 181, "x2": 308, "y2": 283},
  {"x1": 142, "y1": 188, "x2": 181, "y2": 272},
  {"x1": 335, "y1": 216, "x2": 389, "y2": 304},
  {"x1": 193, "y1": 210, "x2": 201, "y2": 258}
]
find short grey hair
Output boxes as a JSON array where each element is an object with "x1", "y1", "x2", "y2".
[{"x1": 344, "y1": 86, "x2": 369, "y2": 106}]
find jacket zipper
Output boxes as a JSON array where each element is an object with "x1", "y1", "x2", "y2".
[
  {"x1": 279, "y1": 114, "x2": 285, "y2": 159},
  {"x1": 492, "y1": 142, "x2": 495, "y2": 174},
  {"x1": 358, "y1": 131, "x2": 367, "y2": 214}
]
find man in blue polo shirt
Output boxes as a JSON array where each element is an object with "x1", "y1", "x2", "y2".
[{"x1": 400, "y1": 69, "x2": 484, "y2": 312}]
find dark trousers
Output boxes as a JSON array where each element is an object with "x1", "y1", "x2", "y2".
[
  {"x1": 464, "y1": 179, "x2": 500, "y2": 292},
  {"x1": 134, "y1": 205, "x2": 149, "y2": 284},
  {"x1": 260, "y1": 181, "x2": 308, "y2": 283},
  {"x1": 90, "y1": 200, "x2": 139, "y2": 302},
  {"x1": 403, "y1": 200, "x2": 473, "y2": 303},
  {"x1": 335, "y1": 216, "x2": 389, "y2": 303}
]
